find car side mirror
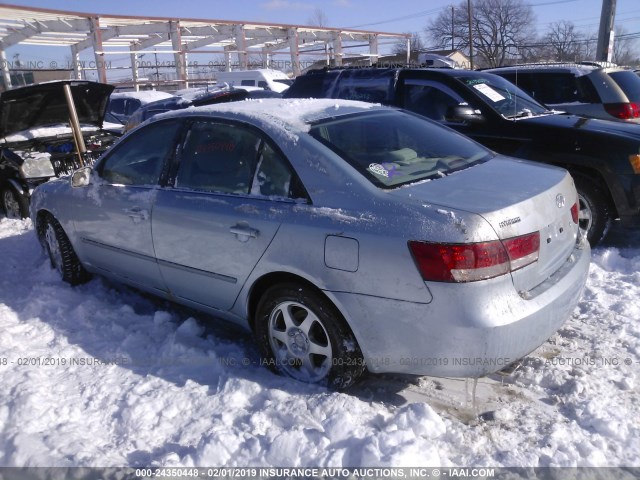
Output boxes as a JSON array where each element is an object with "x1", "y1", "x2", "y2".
[
  {"x1": 71, "y1": 166, "x2": 92, "y2": 187},
  {"x1": 445, "y1": 105, "x2": 485, "y2": 124}
]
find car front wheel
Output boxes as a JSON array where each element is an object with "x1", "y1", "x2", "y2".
[
  {"x1": 255, "y1": 283, "x2": 365, "y2": 389},
  {"x1": 2, "y1": 186, "x2": 29, "y2": 219},
  {"x1": 42, "y1": 215, "x2": 89, "y2": 285}
]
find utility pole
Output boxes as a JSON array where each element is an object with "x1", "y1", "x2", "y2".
[
  {"x1": 596, "y1": 0, "x2": 617, "y2": 62},
  {"x1": 451, "y1": 6, "x2": 455, "y2": 51},
  {"x1": 467, "y1": 0, "x2": 474, "y2": 69}
]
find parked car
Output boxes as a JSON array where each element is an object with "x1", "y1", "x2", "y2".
[
  {"x1": 31, "y1": 99, "x2": 590, "y2": 389},
  {"x1": 107, "y1": 90, "x2": 174, "y2": 124},
  {"x1": 486, "y1": 63, "x2": 640, "y2": 123},
  {"x1": 284, "y1": 67, "x2": 640, "y2": 244},
  {"x1": 123, "y1": 86, "x2": 280, "y2": 133},
  {"x1": 0, "y1": 80, "x2": 120, "y2": 218}
]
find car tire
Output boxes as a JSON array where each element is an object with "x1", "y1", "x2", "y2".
[
  {"x1": 255, "y1": 283, "x2": 365, "y2": 389},
  {"x1": 2, "y1": 186, "x2": 29, "y2": 219},
  {"x1": 574, "y1": 176, "x2": 612, "y2": 246},
  {"x1": 42, "y1": 215, "x2": 89, "y2": 285}
]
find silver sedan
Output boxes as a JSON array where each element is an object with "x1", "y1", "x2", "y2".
[{"x1": 30, "y1": 99, "x2": 590, "y2": 389}]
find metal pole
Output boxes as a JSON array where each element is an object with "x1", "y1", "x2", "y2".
[
  {"x1": 63, "y1": 83, "x2": 86, "y2": 167},
  {"x1": 467, "y1": 0, "x2": 474, "y2": 69},
  {"x1": 451, "y1": 6, "x2": 455, "y2": 51},
  {"x1": 596, "y1": 0, "x2": 617, "y2": 62}
]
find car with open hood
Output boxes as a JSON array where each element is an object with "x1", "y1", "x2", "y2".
[
  {"x1": 30, "y1": 99, "x2": 590, "y2": 389},
  {"x1": 0, "y1": 80, "x2": 120, "y2": 218}
]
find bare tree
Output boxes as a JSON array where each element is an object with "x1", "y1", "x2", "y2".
[
  {"x1": 578, "y1": 30, "x2": 598, "y2": 61},
  {"x1": 612, "y1": 26, "x2": 639, "y2": 66},
  {"x1": 307, "y1": 8, "x2": 329, "y2": 27},
  {"x1": 543, "y1": 20, "x2": 583, "y2": 62},
  {"x1": 427, "y1": 0, "x2": 536, "y2": 68},
  {"x1": 393, "y1": 32, "x2": 425, "y2": 56}
]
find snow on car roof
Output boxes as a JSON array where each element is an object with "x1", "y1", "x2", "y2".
[
  {"x1": 110, "y1": 90, "x2": 174, "y2": 104},
  {"x1": 159, "y1": 98, "x2": 382, "y2": 133}
]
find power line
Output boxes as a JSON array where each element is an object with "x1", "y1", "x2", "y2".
[
  {"x1": 345, "y1": 7, "x2": 445, "y2": 29},
  {"x1": 529, "y1": 0, "x2": 579, "y2": 6}
]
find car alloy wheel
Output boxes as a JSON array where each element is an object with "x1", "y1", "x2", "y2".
[
  {"x1": 267, "y1": 300, "x2": 333, "y2": 383},
  {"x1": 574, "y1": 176, "x2": 612, "y2": 246},
  {"x1": 255, "y1": 283, "x2": 365, "y2": 389},
  {"x1": 577, "y1": 192, "x2": 593, "y2": 240}
]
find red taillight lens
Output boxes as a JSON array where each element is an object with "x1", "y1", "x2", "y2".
[
  {"x1": 409, "y1": 232, "x2": 540, "y2": 283},
  {"x1": 604, "y1": 102, "x2": 640, "y2": 119},
  {"x1": 571, "y1": 202, "x2": 579, "y2": 224},
  {"x1": 503, "y1": 232, "x2": 540, "y2": 271}
]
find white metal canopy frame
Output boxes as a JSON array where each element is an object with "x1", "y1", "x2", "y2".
[{"x1": 0, "y1": 3, "x2": 411, "y2": 90}]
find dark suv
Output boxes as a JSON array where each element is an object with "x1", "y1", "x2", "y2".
[
  {"x1": 486, "y1": 63, "x2": 640, "y2": 123},
  {"x1": 284, "y1": 67, "x2": 640, "y2": 244}
]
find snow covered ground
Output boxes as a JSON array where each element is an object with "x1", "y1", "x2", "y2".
[{"x1": 0, "y1": 215, "x2": 638, "y2": 467}]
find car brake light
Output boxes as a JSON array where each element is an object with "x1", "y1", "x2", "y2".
[
  {"x1": 571, "y1": 202, "x2": 579, "y2": 224},
  {"x1": 604, "y1": 102, "x2": 640, "y2": 119},
  {"x1": 409, "y1": 232, "x2": 540, "y2": 283}
]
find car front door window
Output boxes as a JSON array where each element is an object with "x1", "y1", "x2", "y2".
[
  {"x1": 403, "y1": 82, "x2": 464, "y2": 122},
  {"x1": 98, "y1": 120, "x2": 179, "y2": 186}
]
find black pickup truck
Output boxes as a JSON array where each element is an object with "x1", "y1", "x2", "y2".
[{"x1": 285, "y1": 67, "x2": 640, "y2": 244}]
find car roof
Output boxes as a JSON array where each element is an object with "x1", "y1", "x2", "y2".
[
  {"x1": 486, "y1": 63, "x2": 630, "y2": 76},
  {"x1": 156, "y1": 98, "x2": 389, "y2": 131}
]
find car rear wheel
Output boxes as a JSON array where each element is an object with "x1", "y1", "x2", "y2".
[
  {"x1": 574, "y1": 177, "x2": 612, "y2": 246},
  {"x1": 43, "y1": 215, "x2": 89, "y2": 285},
  {"x1": 2, "y1": 186, "x2": 29, "y2": 219},
  {"x1": 255, "y1": 283, "x2": 365, "y2": 389}
]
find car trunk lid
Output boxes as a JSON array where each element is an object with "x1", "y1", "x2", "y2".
[{"x1": 391, "y1": 156, "x2": 579, "y2": 293}]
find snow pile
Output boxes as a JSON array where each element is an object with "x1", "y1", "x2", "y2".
[{"x1": 0, "y1": 216, "x2": 638, "y2": 467}]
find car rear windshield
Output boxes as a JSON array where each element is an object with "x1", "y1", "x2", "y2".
[
  {"x1": 308, "y1": 110, "x2": 491, "y2": 189},
  {"x1": 608, "y1": 70, "x2": 640, "y2": 103}
]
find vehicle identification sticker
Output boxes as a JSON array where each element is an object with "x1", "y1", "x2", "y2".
[
  {"x1": 473, "y1": 83, "x2": 505, "y2": 102},
  {"x1": 369, "y1": 163, "x2": 390, "y2": 177},
  {"x1": 368, "y1": 163, "x2": 400, "y2": 178}
]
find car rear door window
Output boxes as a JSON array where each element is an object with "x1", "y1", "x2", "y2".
[
  {"x1": 98, "y1": 119, "x2": 180, "y2": 185},
  {"x1": 334, "y1": 69, "x2": 395, "y2": 103},
  {"x1": 176, "y1": 121, "x2": 258, "y2": 194}
]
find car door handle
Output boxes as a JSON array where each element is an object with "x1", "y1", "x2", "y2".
[
  {"x1": 124, "y1": 207, "x2": 149, "y2": 221},
  {"x1": 229, "y1": 225, "x2": 259, "y2": 238}
]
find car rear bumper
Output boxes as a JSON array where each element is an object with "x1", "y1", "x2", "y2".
[{"x1": 329, "y1": 239, "x2": 591, "y2": 378}]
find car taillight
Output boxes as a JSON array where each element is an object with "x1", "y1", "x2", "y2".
[
  {"x1": 503, "y1": 232, "x2": 540, "y2": 271},
  {"x1": 409, "y1": 232, "x2": 540, "y2": 283},
  {"x1": 571, "y1": 202, "x2": 579, "y2": 224},
  {"x1": 604, "y1": 102, "x2": 640, "y2": 119}
]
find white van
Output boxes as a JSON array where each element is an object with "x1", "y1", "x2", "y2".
[{"x1": 215, "y1": 69, "x2": 292, "y2": 93}]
